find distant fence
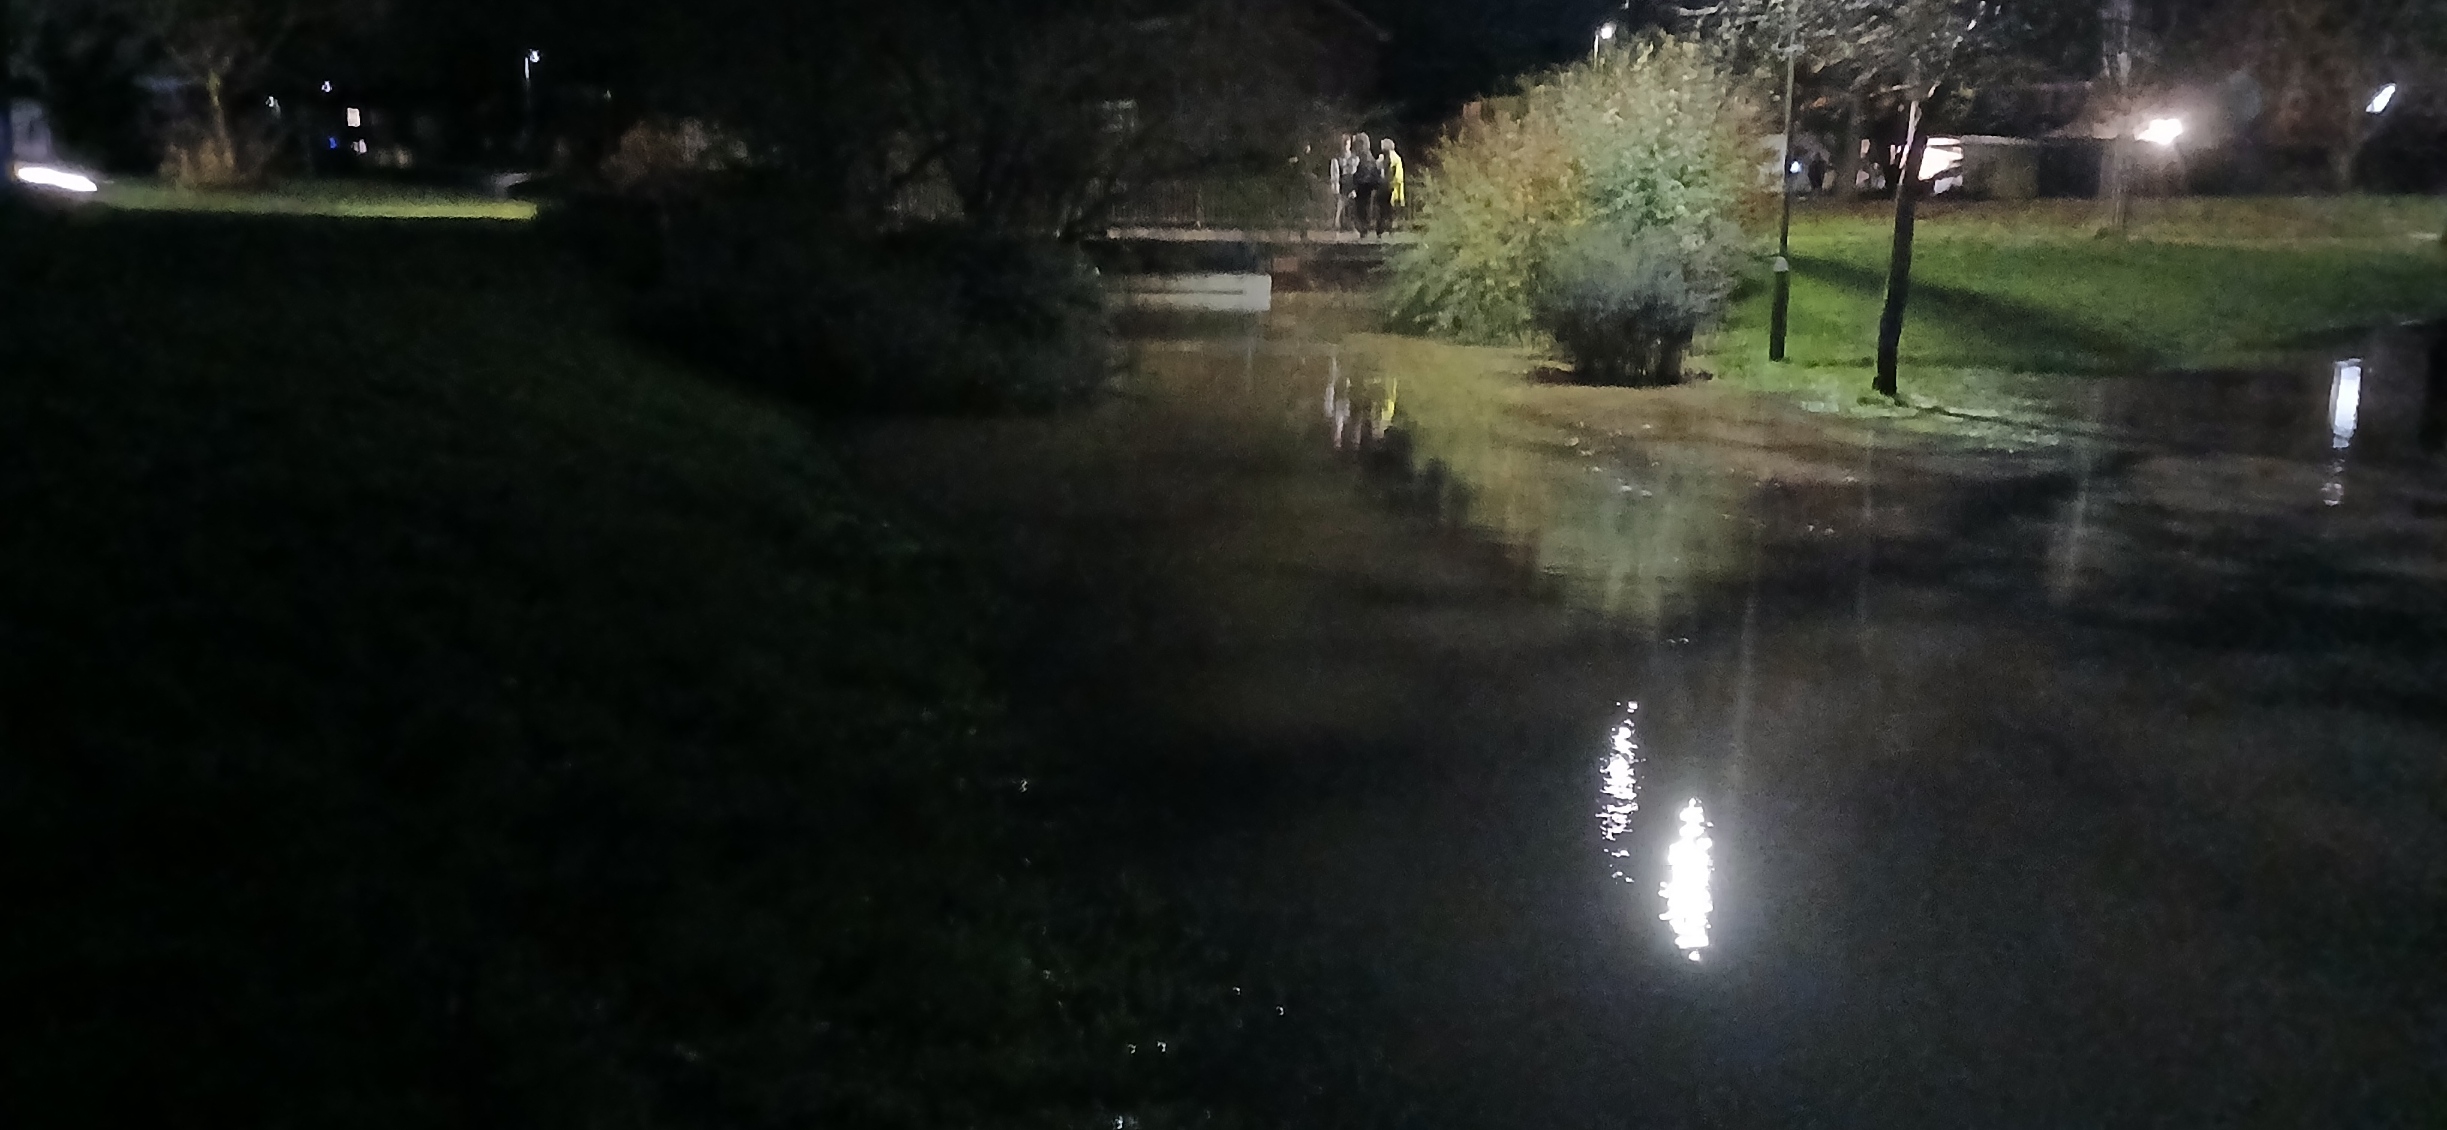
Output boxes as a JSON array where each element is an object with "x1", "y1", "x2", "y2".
[
  {"x1": 887, "y1": 173, "x2": 1427, "y2": 234},
  {"x1": 1108, "y1": 173, "x2": 1430, "y2": 232},
  {"x1": 1107, "y1": 177, "x2": 1330, "y2": 231}
]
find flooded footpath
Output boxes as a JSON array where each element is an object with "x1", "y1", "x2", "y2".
[{"x1": 847, "y1": 299, "x2": 2447, "y2": 1127}]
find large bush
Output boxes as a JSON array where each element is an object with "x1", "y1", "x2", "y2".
[
  {"x1": 1387, "y1": 37, "x2": 1763, "y2": 352},
  {"x1": 1532, "y1": 219, "x2": 1742, "y2": 385}
]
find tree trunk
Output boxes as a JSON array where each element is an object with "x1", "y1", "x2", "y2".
[
  {"x1": 2100, "y1": 0, "x2": 2133, "y2": 232},
  {"x1": 1658, "y1": 330, "x2": 1690, "y2": 385},
  {"x1": 1874, "y1": 99, "x2": 1931, "y2": 401},
  {"x1": 0, "y1": 9, "x2": 14, "y2": 178},
  {"x1": 2329, "y1": 128, "x2": 2365, "y2": 194},
  {"x1": 1831, "y1": 88, "x2": 1865, "y2": 200},
  {"x1": 208, "y1": 72, "x2": 233, "y2": 166}
]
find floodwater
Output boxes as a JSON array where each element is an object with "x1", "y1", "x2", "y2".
[{"x1": 849, "y1": 301, "x2": 2447, "y2": 1127}]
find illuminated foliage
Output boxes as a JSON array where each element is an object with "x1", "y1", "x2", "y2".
[{"x1": 1386, "y1": 36, "x2": 1760, "y2": 346}]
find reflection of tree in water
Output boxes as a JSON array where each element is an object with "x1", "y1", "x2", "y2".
[{"x1": 1344, "y1": 338, "x2": 1759, "y2": 629}]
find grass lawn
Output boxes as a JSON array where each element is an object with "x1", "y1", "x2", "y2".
[
  {"x1": 0, "y1": 207, "x2": 1223, "y2": 1126},
  {"x1": 1702, "y1": 197, "x2": 2447, "y2": 421},
  {"x1": 96, "y1": 177, "x2": 538, "y2": 220}
]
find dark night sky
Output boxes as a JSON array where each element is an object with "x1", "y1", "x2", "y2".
[
  {"x1": 1349, "y1": 0, "x2": 1655, "y2": 121},
  {"x1": 378, "y1": 0, "x2": 1645, "y2": 132}
]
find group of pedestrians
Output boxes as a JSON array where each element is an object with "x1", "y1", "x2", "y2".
[{"x1": 1328, "y1": 132, "x2": 1404, "y2": 237}]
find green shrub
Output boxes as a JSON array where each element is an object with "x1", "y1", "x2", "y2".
[
  {"x1": 1387, "y1": 36, "x2": 1762, "y2": 350},
  {"x1": 1532, "y1": 219, "x2": 1742, "y2": 384},
  {"x1": 592, "y1": 192, "x2": 1112, "y2": 413}
]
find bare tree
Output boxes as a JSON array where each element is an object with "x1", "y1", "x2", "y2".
[
  {"x1": 2203, "y1": 0, "x2": 2442, "y2": 190},
  {"x1": 41, "y1": 0, "x2": 381, "y2": 185},
  {"x1": 1691, "y1": 0, "x2": 2014, "y2": 397},
  {"x1": 640, "y1": 0, "x2": 1329, "y2": 238}
]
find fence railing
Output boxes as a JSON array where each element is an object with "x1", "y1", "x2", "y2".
[
  {"x1": 887, "y1": 173, "x2": 1424, "y2": 234},
  {"x1": 1105, "y1": 177, "x2": 1338, "y2": 231}
]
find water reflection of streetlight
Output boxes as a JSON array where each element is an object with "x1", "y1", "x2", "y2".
[
  {"x1": 2330, "y1": 357, "x2": 2363, "y2": 450},
  {"x1": 1596, "y1": 702, "x2": 1642, "y2": 871},
  {"x1": 2324, "y1": 357, "x2": 2361, "y2": 506},
  {"x1": 1660, "y1": 799, "x2": 1713, "y2": 959}
]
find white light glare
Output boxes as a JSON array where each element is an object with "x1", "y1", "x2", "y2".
[
  {"x1": 1597, "y1": 21, "x2": 1617, "y2": 39},
  {"x1": 2368, "y1": 83, "x2": 2398, "y2": 114},
  {"x1": 1917, "y1": 137, "x2": 1965, "y2": 181},
  {"x1": 320, "y1": 80, "x2": 333, "y2": 93},
  {"x1": 2138, "y1": 117, "x2": 2185, "y2": 146},
  {"x1": 1659, "y1": 799, "x2": 1714, "y2": 959},
  {"x1": 527, "y1": 49, "x2": 543, "y2": 63},
  {"x1": 13, "y1": 164, "x2": 100, "y2": 193},
  {"x1": 345, "y1": 107, "x2": 362, "y2": 128},
  {"x1": 2330, "y1": 358, "x2": 2362, "y2": 450}
]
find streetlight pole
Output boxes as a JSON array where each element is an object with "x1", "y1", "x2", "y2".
[
  {"x1": 1, "y1": 3, "x2": 16, "y2": 187},
  {"x1": 2102, "y1": 0, "x2": 2133, "y2": 233},
  {"x1": 1767, "y1": 0, "x2": 1800, "y2": 362},
  {"x1": 520, "y1": 49, "x2": 541, "y2": 158}
]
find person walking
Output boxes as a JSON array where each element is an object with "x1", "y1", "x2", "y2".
[
  {"x1": 1329, "y1": 134, "x2": 1353, "y2": 232},
  {"x1": 1379, "y1": 137, "x2": 1406, "y2": 232},
  {"x1": 1348, "y1": 131, "x2": 1385, "y2": 237}
]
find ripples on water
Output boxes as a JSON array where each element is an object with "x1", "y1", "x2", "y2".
[
  {"x1": 1592, "y1": 701, "x2": 1713, "y2": 962},
  {"x1": 1660, "y1": 800, "x2": 1713, "y2": 960}
]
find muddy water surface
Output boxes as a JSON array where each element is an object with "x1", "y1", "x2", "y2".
[{"x1": 851, "y1": 301, "x2": 2447, "y2": 1127}]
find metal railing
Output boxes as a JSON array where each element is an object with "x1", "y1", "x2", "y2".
[
  {"x1": 1105, "y1": 177, "x2": 1335, "y2": 231},
  {"x1": 886, "y1": 173, "x2": 1423, "y2": 234}
]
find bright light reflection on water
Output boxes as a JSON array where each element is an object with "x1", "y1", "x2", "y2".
[
  {"x1": 1595, "y1": 703, "x2": 1640, "y2": 878},
  {"x1": 1595, "y1": 706, "x2": 1714, "y2": 960},
  {"x1": 1660, "y1": 800, "x2": 1714, "y2": 960},
  {"x1": 2330, "y1": 358, "x2": 2363, "y2": 450}
]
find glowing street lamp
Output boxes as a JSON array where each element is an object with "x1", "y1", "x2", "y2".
[
  {"x1": 2137, "y1": 117, "x2": 2184, "y2": 146},
  {"x1": 14, "y1": 164, "x2": 100, "y2": 193},
  {"x1": 521, "y1": 49, "x2": 543, "y2": 155},
  {"x1": 2367, "y1": 83, "x2": 2398, "y2": 114},
  {"x1": 1593, "y1": 20, "x2": 1619, "y2": 55}
]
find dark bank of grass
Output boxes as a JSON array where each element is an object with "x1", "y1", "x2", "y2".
[
  {"x1": 0, "y1": 209, "x2": 1239, "y2": 1127},
  {"x1": 1703, "y1": 198, "x2": 2447, "y2": 422}
]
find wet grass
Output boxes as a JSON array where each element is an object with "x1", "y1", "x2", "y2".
[
  {"x1": 1775, "y1": 194, "x2": 2447, "y2": 244},
  {"x1": 1702, "y1": 199, "x2": 2447, "y2": 426},
  {"x1": 97, "y1": 177, "x2": 537, "y2": 220},
  {"x1": 0, "y1": 208, "x2": 1233, "y2": 1126}
]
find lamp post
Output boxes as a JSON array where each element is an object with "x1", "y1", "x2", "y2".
[
  {"x1": 521, "y1": 49, "x2": 541, "y2": 157},
  {"x1": 1767, "y1": 0, "x2": 1800, "y2": 362},
  {"x1": 1, "y1": 6, "x2": 16, "y2": 187}
]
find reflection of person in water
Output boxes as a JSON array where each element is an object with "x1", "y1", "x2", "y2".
[{"x1": 1323, "y1": 354, "x2": 1399, "y2": 451}]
